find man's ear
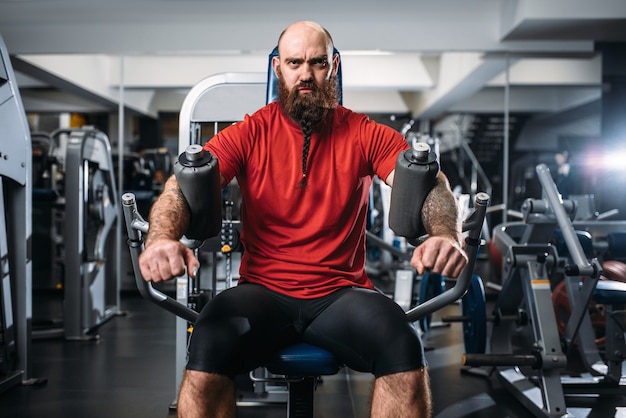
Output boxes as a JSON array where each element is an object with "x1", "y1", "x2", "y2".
[
  {"x1": 272, "y1": 56, "x2": 280, "y2": 78},
  {"x1": 330, "y1": 53, "x2": 340, "y2": 78}
]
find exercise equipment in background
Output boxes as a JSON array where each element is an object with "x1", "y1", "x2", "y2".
[
  {"x1": 0, "y1": 33, "x2": 41, "y2": 393},
  {"x1": 31, "y1": 128, "x2": 121, "y2": 340},
  {"x1": 463, "y1": 163, "x2": 626, "y2": 418}
]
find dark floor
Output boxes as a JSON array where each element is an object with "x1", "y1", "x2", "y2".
[{"x1": 1, "y1": 290, "x2": 626, "y2": 417}]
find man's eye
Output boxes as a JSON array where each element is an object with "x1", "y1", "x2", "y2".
[{"x1": 313, "y1": 59, "x2": 328, "y2": 68}]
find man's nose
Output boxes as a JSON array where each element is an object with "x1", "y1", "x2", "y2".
[{"x1": 298, "y1": 64, "x2": 314, "y2": 82}]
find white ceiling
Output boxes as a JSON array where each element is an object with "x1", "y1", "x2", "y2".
[{"x1": 1, "y1": 0, "x2": 625, "y2": 119}]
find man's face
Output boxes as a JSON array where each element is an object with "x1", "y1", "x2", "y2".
[
  {"x1": 273, "y1": 27, "x2": 339, "y2": 123},
  {"x1": 273, "y1": 27, "x2": 334, "y2": 93}
]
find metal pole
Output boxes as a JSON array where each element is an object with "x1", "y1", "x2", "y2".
[
  {"x1": 502, "y1": 52, "x2": 510, "y2": 223},
  {"x1": 116, "y1": 55, "x2": 125, "y2": 309}
]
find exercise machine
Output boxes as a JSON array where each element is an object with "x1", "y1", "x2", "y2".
[
  {"x1": 31, "y1": 127, "x2": 121, "y2": 340},
  {"x1": 123, "y1": 46, "x2": 490, "y2": 416},
  {"x1": 62, "y1": 128, "x2": 120, "y2": 339},
  {"x1": 122, "y1": 172, "x2": 489, "y2": 417},
  {"x1": 0, "y1": 33, "x2": 35, "y2": 392},
  {"x1": 463, "y1": 163, "x2": 626, "y2": 417}
]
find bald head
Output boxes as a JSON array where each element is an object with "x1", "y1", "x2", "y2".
[
  {"x1": 272, "y1": 20, "x2": 338, "y2": 89},
  {"x1": 277, "y1": 21, "x2": 334, "y2": 60}
]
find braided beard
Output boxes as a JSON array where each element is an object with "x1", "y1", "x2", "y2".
[{"x1": 277, "y1": 73, "x2": 338, "y2": 187}]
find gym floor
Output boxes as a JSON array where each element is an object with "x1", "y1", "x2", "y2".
[{"x1": 2, "y1": 287, "x2": 625, "y2": 418}]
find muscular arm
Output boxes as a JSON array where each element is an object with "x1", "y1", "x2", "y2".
[
  {"x1": 139, "y1": 175, "x2": 196, "y2": 282},
  {"x1": 421, "y1": 172, "x2": 463, "y2": 244},
  {"x1": 139, "y1": 172, "x2": 228, "y2": 282},
  {"x1": 386, "y1": 169, "x2": 467, "y2": 278},
  {"x1": 144, "y1": 175, "x2": 190, "y2": 247}
]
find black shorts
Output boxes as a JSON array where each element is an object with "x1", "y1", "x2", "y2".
[{"x1": 186, "y1": 283, "x2": 426, "y2": 378}]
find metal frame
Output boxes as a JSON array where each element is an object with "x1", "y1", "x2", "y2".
[
  {"x1": 0, "y1": 34, "x2": 34, "y2": 392},
  {"x1": 178, "y1": 72, "x2": 266, "y2": 151},
  {"x1": 61, "y1": 128, "x2": 120, "y2": 340}
]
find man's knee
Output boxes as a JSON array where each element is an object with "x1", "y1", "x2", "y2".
[
  {"x1": 180, "y1": 369, "x2": 234, "y2": 398},
  {"x1": 376, "y1": 367, "x2": 430, "y2": 392}
]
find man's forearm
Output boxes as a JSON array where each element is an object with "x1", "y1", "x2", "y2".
[
  {"x1": 144, "y1": 175, "x2": 190, "y2": 247},
  {"x1": 421, "y1": 172, "x2": 462, "y2": 243}
]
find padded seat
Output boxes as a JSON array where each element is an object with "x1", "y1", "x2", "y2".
[
  {"x1": 265, "y1": 343, "x2": 343, "y2": 377},
  {"x1": 607, "y1": 232, "x2": 626, "y2": 261},
  {"x1": 593, "y1": 280, "x2": 626, "y2": 305},
  {"x1": 32, "y1": 188, "x2": 60, "y2": 202},
  {"x1": 552, "y1": 229, "x2": 594, "y2": 258}
]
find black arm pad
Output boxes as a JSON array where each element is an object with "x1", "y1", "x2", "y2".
[
  {"x1": 174, "y1": 145, "x2": 222, "y2": 241},
  {"x1": 388, "y1": 143, "x2": 439, "y2": 243}
]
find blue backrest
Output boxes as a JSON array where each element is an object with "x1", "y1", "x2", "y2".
[{"x1": 265, "y1": 46, "x2": 343, "y2": 105}]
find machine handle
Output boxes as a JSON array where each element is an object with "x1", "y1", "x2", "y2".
[
  {"x1": 122, "y1": 193, "x2": 199, "y2": 323},
  {"x1": 534, "y1": 163, "x2": 597, "y2": 277},
  {"x1": 405, "y1": 192, "x2": 490, "y2": 322},
  {"x1": 123, "y1": 190, "x2": 489, "y2": 325}
]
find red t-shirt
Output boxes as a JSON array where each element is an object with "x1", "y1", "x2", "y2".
[{"x1": 204, "y1": 102, "x2": 409, "y2": 298}]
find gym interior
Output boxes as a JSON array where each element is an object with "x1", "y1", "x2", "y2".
[{"x1": 1, "y1": 1, "x2": 626, "y2": 417}]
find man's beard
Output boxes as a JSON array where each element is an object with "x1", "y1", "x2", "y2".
[
  {"x1": 277, "y1": 72, "x2": 339, "y2": 128},
  {"x1": 277, "y1": 71, "x2": 338, "y2": 187}
]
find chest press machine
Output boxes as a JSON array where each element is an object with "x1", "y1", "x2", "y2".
[{"x1": 122, "y1": 48, "x2": 489, "y2": 416}]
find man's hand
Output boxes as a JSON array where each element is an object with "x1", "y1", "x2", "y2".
[
  {"x1": 410, "y1": 235, "x2": 468, "y2": 278},
  {"x1": 138, "y1": 238, "x2": 199, "y2": 283}
]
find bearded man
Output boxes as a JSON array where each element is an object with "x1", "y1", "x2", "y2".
[{"x1": 139, "y1": 20, "x2": 466, "y2": 418}]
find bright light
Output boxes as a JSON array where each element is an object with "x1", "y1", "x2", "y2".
[
  {"x1": 603, "y1": 151, "x2": 626, "y2": 170},
  {"x1": 580, "y1": 149, "x2": 626, "y2": 172}
]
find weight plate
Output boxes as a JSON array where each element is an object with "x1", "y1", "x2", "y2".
[
  {"x1": 462, "y1": 274, "x2": 487, "y2": 354},
  {"x1": 552, "y1": 279, "x2": 606, "y2": 348},
  {"x1": 418, "y1": 271, "x2": 445, "y2": 332}
]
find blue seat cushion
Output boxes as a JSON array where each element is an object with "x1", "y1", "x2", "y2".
[
  {"x1": 265, "y1": 343, "x2": 342, "y2": 377},
  {"x1": 607, "y1": 232, "x2": 626, "y2": 261},
  {"x1": 593, "y1": 280, "x2": 626, "y2": 305},
  {"x1": 552, "y1": 229, "x2": 594, "y2": 258}
]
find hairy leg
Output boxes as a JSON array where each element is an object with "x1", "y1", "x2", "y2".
[
  {"x1": 177, "y1": 369, "x2": 236, "y2": 418},
  {"x1": 371, "y1": 368, "x2": 432, "y2": 418}
]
